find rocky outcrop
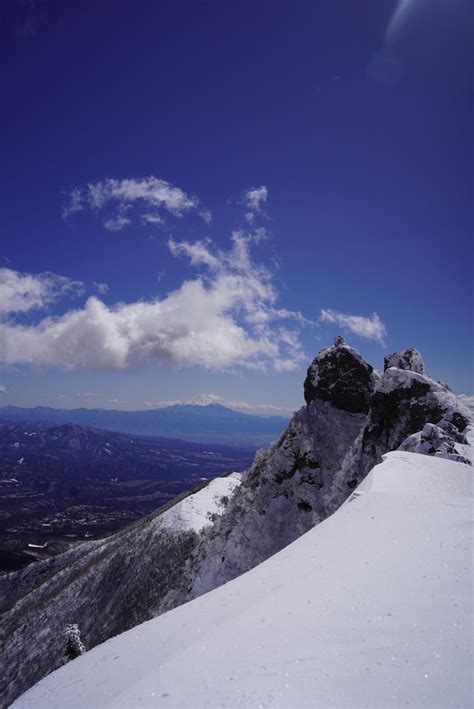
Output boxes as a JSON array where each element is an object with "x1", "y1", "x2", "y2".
[
  {"x1": 399, "y1": 423, "x2": 470, "y2": 465},
  {"x1": 304, "y1": 335, "x2": 376, "y2": 413},
  {"x1": 163, "y1": 339, "x2": 381, "y2": 606},
  {"x1": 170, "y1": 399, "x2": 368, "y2": 606},
  {"x1": 328, "y1": 349, "x2": 470, "y2": 506},
  {"x1": 1, "y1": 339, "x2": 471, "y2": 707},
  {"x1": 384, "y1": 346, "x2": 425, "y2": 374}
]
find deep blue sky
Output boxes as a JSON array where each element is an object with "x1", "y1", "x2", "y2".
[{"x1": 0, "y1": 0, "x2": 472, "y2": 411}]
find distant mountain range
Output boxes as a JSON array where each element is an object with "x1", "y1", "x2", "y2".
[
  {"x1": 0, "y1": 403, "x2": 290, "y2": 447},
  {"x1": 0, "y1": 421, "x2": 253, "y2": 573}
]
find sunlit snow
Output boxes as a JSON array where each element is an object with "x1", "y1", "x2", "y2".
[{"x1": 14, "y1": 451, "x2": 473, "y2": 708}]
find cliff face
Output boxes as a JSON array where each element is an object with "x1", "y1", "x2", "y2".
[
  {"x1": 164, "y1": 339, "x2": 470, "y2": 608},
  {"x1": 1, "y1": 338, "x2": 470, "y2": 707},
  {"x1": 165, "y1": 337, "x2": 376, "y2": 606}
]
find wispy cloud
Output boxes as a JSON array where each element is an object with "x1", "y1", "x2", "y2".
[
  {"x1": 93, "y1": 281, "x2": 109, "y2": 295},
  {"x1": 0, "y1": 267, "x2": 84, "y2": 316},
  {"x1": 320, "y1": 308, "x2": 387, "y2": 345},
  {"x1": 103, "y1": 214, "x2": 131, "y2": 232},
  {"x1": 245, "y1": 186, "x2": 268, "y2": 212},
  {"x1": 244, "y1": 185, "x2": 268, "y2": 225},
  {"x1": 141, "y1": 213, "x2": 164, "y2": 226},
  {"x1": 0, "y1": 234, "x2": 308, "y2": 373},
  {"x1": 0, "y1": 384, "x2": 6, "y2": 393},
  {"x1": 199, "y1": 209, "x2": 213, "y2": 224},
  {"x1": 63, "y1": 176, "x2": 207, "y2": 230}
]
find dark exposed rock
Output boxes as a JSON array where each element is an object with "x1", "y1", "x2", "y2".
[
  {"x1": 384, "y1": 347, "x2": 425, "y2": 374},
  {"x1": 449, "y1": 411, "x2": 470, "y2": 433},
  {"x1": 330, "y1": 367, "x2": 472, "y2": 499},
  {"x1": 304, "y1": 339, "x2": 375, "y2": 413}
]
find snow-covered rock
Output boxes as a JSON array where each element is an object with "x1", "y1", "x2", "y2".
[
  {"x1": 384, "y1": 346, "x2": 425, "y2": 374},
  {"x1": 167, "y1": 398, "x2": 367, "y2": 606},
  {"x1": 2, "y1": 339, "x2": 472, "y2": 707},
  {"x1": 303, "y1": 335, "x2": 376, "y2": 413},
  {"x1": 328, "y1": 365, "x2": 471, "y2": 502},
  {"x1": 399, "y1": 422, "x2": 470, "y2": 464},
  {"x1": 13, "y1": 452, "x2": 473, "y2": 709}
]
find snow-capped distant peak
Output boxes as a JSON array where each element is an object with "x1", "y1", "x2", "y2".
[
  {"x1": 187, "y1": 394, "x2": 222, "y2": 406},
  {"x1": 144, "y1": 394, "x2": 225, "y2": 409}
]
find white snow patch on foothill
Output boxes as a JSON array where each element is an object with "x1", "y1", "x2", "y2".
[{"x1": 14, "y1": 452, "x2": 473, "y2": 709}]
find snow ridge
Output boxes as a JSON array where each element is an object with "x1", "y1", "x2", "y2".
[
  {"x1": 13, "y1": 452, "x2": 473, "y2": 709},
  {"x1": 1, "y1": 338, "x2": 472, "y2": 708}
]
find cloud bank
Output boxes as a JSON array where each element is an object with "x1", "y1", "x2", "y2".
[
  {"x1": 63, "y1": 176, "x2": 207, "y2": 231},
  {"x1": 320, "y1": 308, "x2": 387, "y2": 345},
  {"x1": 0, "y1": 234, "x2": 307, "y2": 372}
]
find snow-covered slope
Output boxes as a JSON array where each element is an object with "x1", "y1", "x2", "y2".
[
  {"x1": 0, "y1": 473, "x2": 242, "y2": 708},
  {"x1": 2, "y1": 339, "x2": 471, "y2": 706},
  {"x1": 14, "y1": 452, "x2": 473, "y2": 708}
]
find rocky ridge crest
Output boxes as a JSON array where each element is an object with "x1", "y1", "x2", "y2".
[{"x1": 1, "y1": 337, "x2": 471, "y2": 708}]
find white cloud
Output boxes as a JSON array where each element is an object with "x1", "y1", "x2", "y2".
[
  {"x1": 0, "y1": 268, "x2": 84, "y2": 316},
  {"x1": 320, "y1": 308, "x2": 387, "y2": 345},
  {"x1": 244, "y1": 186, "x2": 268, "y2": 225},
  {"x1": 104, "y1": 214, "x2": 131, "y2": 231},
  {"x1": 93, "y1": 281, "x2": 109, "y2": 295},
  {"x1": 63, "y1": 176, "x2": 206, "y2": 230},
  {"x1": 245, "y1": 186, "x2": 268, "y2": 212},
  {"x1": 57, "y1": 394, "x2": 67, "y2": 400},
  {"x1": 0, "y1": 384, "x2": 6, "y2": 393},
  {"x1": 141, "y1": 213, "x2": 164, "y2": 226},
  {"x1": 0, "y1": 236, "x2": 307, "y2": 373},
  {"x1": 199, "y1": 209, "x2": 213, "y2": 224}
]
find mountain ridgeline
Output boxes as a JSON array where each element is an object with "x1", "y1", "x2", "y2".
[
  {"x1": 0, "y1": 338, "x2": 470, "y2": 707},
  {"x1": 0, "y1": 423, "x2": 253, "y2": 573},
  {"x1": 0, "y1": 403, "x2": 289, "y2": 447}
]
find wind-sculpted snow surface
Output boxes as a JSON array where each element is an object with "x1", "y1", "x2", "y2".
[
  {"x1": 1, "y1": 338, "x2": 472, "y2": 707},
  {"x1": 13, "y1": 453, "x2": 474, "y2": 709}
]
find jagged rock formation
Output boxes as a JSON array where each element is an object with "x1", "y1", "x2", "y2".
[
  {"x1": 166, "y1": 343, "x2": 470, "y2": 608},
  {"x1": 304, "y1": 335, "x2": 376, "y2": 412},
  {"x1": 327, "y1": 349, "x2": 470, "y2": 507},
  {"x1": 384, "y1": 346, "x2": 425, "y2": 374},
  {"x1": 398, "y1": 422, "x2": 470, "y2": 464},
  {"x1": 1, "y1": 339, "x2": 471, "y2": 708}
]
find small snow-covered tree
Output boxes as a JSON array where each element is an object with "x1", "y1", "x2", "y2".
[{"x1": 64, "y1": 623, "x2": 86, "y2": 661}]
